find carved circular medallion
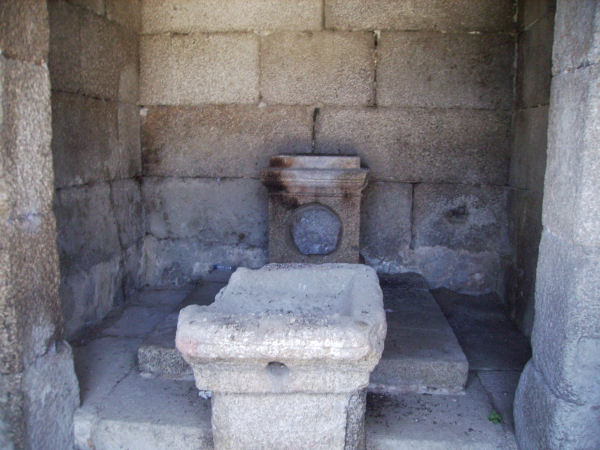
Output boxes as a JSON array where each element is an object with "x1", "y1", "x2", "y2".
[{"x1": 290, "y1": 204, "x2": 342, "y2": 256}]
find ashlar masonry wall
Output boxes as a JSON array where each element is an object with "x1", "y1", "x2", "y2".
[
  {"x1": 139, "y1": 0, "x2": 516, "y2": 295},
  {"x1": 49, "y1": 0, "x2": 143, "y2": 338},
  {"x1": 506, "y1": 0, "x2": 555, "y2": 336}
]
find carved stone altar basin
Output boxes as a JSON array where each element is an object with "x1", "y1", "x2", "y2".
[{"x1": 176, "y1": 263, "x2": 386, "y2": 449}]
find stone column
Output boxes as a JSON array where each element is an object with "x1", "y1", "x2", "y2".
[
  {"x1": 513, "y1": 1, "x2": 600, "y2": 448},
  {"x1": 0, "y1": 1, "x2": 79, "y2": 448}
]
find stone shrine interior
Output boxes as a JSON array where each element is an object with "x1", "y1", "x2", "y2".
[{"x1": 2, "y1": 0, "x2": 599, "y2": 449}]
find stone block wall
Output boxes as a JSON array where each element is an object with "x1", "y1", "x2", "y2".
[
  {"x1": 48, "y1": 0, "x2": 143, "y2": 338},
  {"x1": 506, "y1": 0, "x2": 555, "y2": 336},
  {"x1": 139, "y1": 0, "x2": 515, "y2": 295},
  {"x1": 0, "y1": 1, "x2": 79, "y2": 448}
]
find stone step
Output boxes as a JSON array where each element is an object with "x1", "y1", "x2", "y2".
[
  {"x1": 75, "y1": 334, "x2": 514, "y2": 450},
  {"x1": 137, "y1": 273, "x2": 469, "y2": 394}
]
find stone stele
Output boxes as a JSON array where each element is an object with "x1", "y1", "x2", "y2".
[
  {"x1": 261, "y1": 154, "x2": 368, "y2": 263},
  {"x1": 176, "y1": 263, "x2": 386, "y2": 449}
]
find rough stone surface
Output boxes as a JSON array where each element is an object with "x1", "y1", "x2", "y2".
[
  {"x1": 415, "y1": 247, "x2": 505, "y2": 295},
  {"x1": 54, "y1": 183, "x2": 121, "y2": 270},
  {"x1": 139, "y1": 33, "x2": 259, "y2": 105},
  {"x1": 22, "y1": 342, "x2": 79, "y2": 450},
  {"x1": 433, "y1": 288, "x2": 531, "y2": 372},
  {"x1": 509, "y1": 106, "x2": 549, "y2": 191},
  {"x1": 141, "y1": 235, "x2": 267, "y2": 287},
  {"x1": 542, "y1": 64, "x2": 600, "y2": 248},
  {"x1": 378, "y1": 32, "x2": 514, "y2": 109},
  {"x1": 60, "y1": 256, "x2": 122, "y2": 338},
  {"x1": 73, "y1": 334, "x2": 212, "y2": 450},
  {"x1": 141, "y1": 0, "x2": 321, "y2": 33},
  {"x1": 106, "y1": 0, "x2": 142, "y2": 32},
  {"x1": 48, "y1": 0, "x2": 82, "y2": 93},
  {"x1": 177, "y1": 265, "x2": 386, "y2": 392},
  {"x1": 515, "y1": 361, "x2": 600, "y2": 450},
  {"x1": 505, "y1": 189, "x2": 543, "y2": 337},
  {"x1": 110, "y1": 179, "x2": 143, "y2": 249},
  {"x1": 52, "y1": 92, "x2": 141, "y2": 188},
  {"x1": 370, "y1": 278, "x2": 468, "y2": 394},
  {"x1": 413, "y1": 184, "x2": 509, "y2": 254},
  {"x1": 142, "y1": 177, "x2": 267, "y2": 246},
  {"x1": 1, "y1": 57, "x2": 54, "y2": 218},
  {"x1": 530, "y1": 231, "x2": 600, "y2": 406},
  {"x1": 359, "y1": 182, "x2": 412, "y2": 264},
  {"x1": 0, "y1": 0, "x2": 49, "y2": 63},
  {"x1": 518, "y1": 0, "x2": 556, "y2": 31},
  {"x1": 69, "y1": 0, "x2": 105, "y2": 15},
  {"x1": 315, "y1": 107, "x2": 511, "y2": 184},
  {"x1": 261, "y1": 32, "x2": 374, "y2": 106},
  {"x1": 516, "y1": 14, "x2": 554, "y2": 108},
  {"x1": 552, "y1": 0, "x2": 600, "y2": 74},
  {"x1": 367, "y1": 376, "x2": 518, "y2": 449},
  {"x1": 290, "y1": 204, "x2": 342, "y2": 255},
  {"x1": 325, "y1": 0, "x2": 515, "y2": 32},
  {"x1": 141, "y1": 105, "x2": 312, "y2": 178},
  {"x1": 80, "y1": 11, "x2": 138, "y2": 102},
  {"x1": 211, "y1": 392, "x2": 351, "y2": 449}
]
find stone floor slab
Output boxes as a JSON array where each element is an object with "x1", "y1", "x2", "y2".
[
  {"x1": 432, "y1": 288, "x2": 531, "y2": 371},
  {"x1": 370, "y1": 275, "x2": 469, "y2": 394},
  {"x1": 366, "y1": 375, "x2": 518, "y2": 449}
]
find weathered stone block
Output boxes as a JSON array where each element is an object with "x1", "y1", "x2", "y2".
[
  {"x1": 0, "y1": 0, "x2": 49, "y2": 63},
  {"x1": 518, "y1": 0, "x2": 555, "y2": 31},
  {"x1": 261, "y1": 31, "x2": 374, "y2": 105},
  {"x1": 378, "y1": 32, "x2": 514, "y2": 109},
  {"x1": 69, "y1": 0, "x2": 105, "y2": 15},
  {"x1": 413, "y1": 184, "x2": 509, "y2": 254},
  {"x1": 506, "y1": 189, "x2": 543, "y2": 337},
  {"x1": 1, "y1": 58, "x2": 54, "y2": 218},
  {"x1": 60, "y1": 256, "x2": 122, "y2": 338},
  {"x1": 48, "y1": 0, "x2": 81, "y2": 93},
  {"x1": 106, "y1": 0, "x2": 141, "y2": 32},
  {"x1": 54, "y1": 183, "x2": 121, "y2": 270},
  {"x1": 531, "y1": 231, "x2": 600, "y2": 406},
  {"x1": 51, "y1": 92, "x2": 119, "y2": 188},
  {"x1": 552, "y1": 0, "x2": 600, "y2": 74},
  {"x1": 324, "y1": 0, "x2": 514, "y2": 32},
  {"x1": 0, "y1": 372, "x2": 23, "y2": 447},
  {"x1": 141, "y1": 105, "x2": 312, "y2": 178},
  {"x1": 360, "y1": 182, "x2": 412, "y2": 262},
  {"x1": 315, "y1": 108, "x2": 510, "y2": 184},
  {"x1": 121, "y1": 242, "x2": 141, "y2": 296},
  {"x1": 110, "y1": 179, "x2": 143, "y2": 248},
  {"x1": 414, "y1": 247, "x2": 504, "y2": 295},
  {"x1": 1, "y1": 214, "x2": 62, "y2": 373},
  {"x1": 140, "y1": 33, "x2": 259, "y2": 105},
  {"x1": 142, "y1": 177, "x2": 267, "y2": 247},
  {"x1": 80, "y1": 11, "x2": 138, "y2": 102},
  {"x1": 543, "y1": 65, "x2": 600, "y2": 247},
  {"x1": 117, "y1": 103, "x2": 142, "y2": 178},
  {"x1": 140, "y1": 236, "x2": 267, "y2": 286},
  {"x1": 509, "y1": 106, "x2": 549, "y2": 191},
  {"x1": 516, "y1": 14, "x2": 554, "y2": 108},
  {"x1": 22, "y1": 342, "x2": 79, "y2": 450},
  {"x1": 141, "y1": 0, "x2": 321, "y2": 33},
  {"x1": 515, "y1": 361, "x2": 600, "y2": 450}
]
